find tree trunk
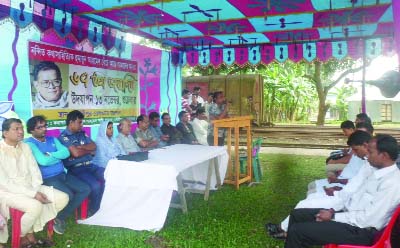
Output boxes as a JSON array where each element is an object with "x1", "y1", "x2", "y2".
[
  {"x1": 316, "y1": 93, "x2": 328, "y2": 126},
  {"x1": 313, "y1": 61, "x2": 328, "y2": 126}
]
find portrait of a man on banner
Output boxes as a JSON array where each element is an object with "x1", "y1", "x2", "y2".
[{"x1": 31, "y1": 61, "x2": 69, "y2": 109}]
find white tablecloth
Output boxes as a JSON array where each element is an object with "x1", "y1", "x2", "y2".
[
  {"x1": 147, "y1": 144, "x2": 228, "y2": 190},
  {"x1": 79, "y1": 145, "x2": 228, "y2": 231}
]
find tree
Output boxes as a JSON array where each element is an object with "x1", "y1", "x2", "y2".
[
  {"x1": 304, "y1": 58, "x2": 367, "y2": 126},
  {"x1": 185, "y1": 62, "x2": 318, "y2": 124},
  {"x1": 332, "y1": 85, "x2": 357, "y2": 121}
]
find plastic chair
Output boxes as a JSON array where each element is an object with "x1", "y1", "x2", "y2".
[
  {"x1": 324, "y1": 204, "x2": 400, "y2": 248},
  {"x1": 10, "y1": 208, "x2": 54, "y2": 248},
  {"x1": 239, "y1": 137, "x2": 263, "y2": 182},
  {"x1": 74, "y1": 198, "x2": 89, "y2": 222}
]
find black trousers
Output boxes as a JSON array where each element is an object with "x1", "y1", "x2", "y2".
[
  {"x1": 285, "y1": 208, "x2": 376, "y2": 248},
  {"x1": 207, "y1": 134, "x2": 225, "y2": 146}
]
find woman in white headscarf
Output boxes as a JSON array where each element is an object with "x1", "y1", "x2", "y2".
[{"x1": 92, "y1": 121, "x2": 125, "y2": 168}]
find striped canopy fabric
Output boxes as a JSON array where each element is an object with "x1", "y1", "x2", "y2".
[{"x1": 0, "y1": 0, "x2": 397, "y2": 66}]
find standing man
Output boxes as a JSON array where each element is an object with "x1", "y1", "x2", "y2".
[
  {"x1": 181, "y1": 89, "x2": 193, "y2": 113},
  {"x1": 208, "y1": 91, "x2": 229, "y2": 146},
  {"x1": 284, "y1": 134, "x2": 400, "y2": 248},
  {"x1": 192, "y1": 86, "x2": 205, "y2": 105},
  {"x1": 0, "y1": 118, "x2": 68, "y2": 247},
  {"x1": 25, "y1": 116, "x2": 90, "y2": 234},
  {"x1": 32, "y1": 61, "x2": 68, "y2": 109},
  {"x1": 58, "y1": 110, "x2": 104, "y2": 214}
]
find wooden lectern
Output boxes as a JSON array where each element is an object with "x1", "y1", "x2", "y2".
[{"x1": 213, "y1": 116, "x2": 252, "y2": 189}]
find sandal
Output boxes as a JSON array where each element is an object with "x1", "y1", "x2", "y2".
[
  {"x1": 20, "y1": 242, "x2": 38, "y2": 248},
  {"x1": 36, "y1": 238, "x2": 55, "y2": 247}
]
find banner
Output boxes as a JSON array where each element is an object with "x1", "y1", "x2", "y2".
[{"x1": 28, "y1": 41, "x2": 139, "y2": 127}]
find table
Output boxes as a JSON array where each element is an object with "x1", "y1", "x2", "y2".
[
  {"x1": 79, "y1": 144, "x2": 228, "y2": 231},
  {"x1": 213, "y1": 116, "x2": 252, "y2": 189}
]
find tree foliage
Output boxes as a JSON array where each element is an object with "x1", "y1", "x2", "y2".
[{"x1": 304, "y1": 58, "x2": 365, "y2": 126}]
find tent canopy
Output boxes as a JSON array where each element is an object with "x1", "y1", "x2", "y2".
[{"x1": 34, "y1": 0, "x2": 393, "y2": 50}]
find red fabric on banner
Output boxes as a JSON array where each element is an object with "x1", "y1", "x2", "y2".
[
  {"x1": 210, "y1": 48, "x2": 223, "y2": 68},
  {"x1": 235, "y1": 47, "x2": 249, "y2": 67},
  {"x1": 288, "y1": 44, "x2": 303, "y2": 63},
  {"x1": 261, "y1": 45, "x2": 275, "y2": 65},
  {"x1": 131, "y1": 44, "x2": 161, "y2": 115},
  {"x1": 317, "y1": 42, "x2": 332, "y2": 62},
  {"x1": 347, "y1": 39, "x2": 364, "y2": 60},
  {"x1": 186, "y1": 51, "x2": 199, "y2": 67},
  {"x1": 393, "y1": 0, "x2": 400, "y2": 67}
]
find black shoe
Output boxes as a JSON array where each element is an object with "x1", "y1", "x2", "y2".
[
  {"x1": 265, "y1": 223, "x2": 282, "y2": 235},
  {"x1": 271, "y1": 231, "x2": 287, "y2": 240}
]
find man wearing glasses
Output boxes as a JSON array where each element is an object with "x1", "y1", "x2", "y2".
[
  {"x1": 25, "y1": 116, "x2": 90, "y2": 235},
  {"x1": 32, "y1": 61, "x2": 68, "y2": 109}
]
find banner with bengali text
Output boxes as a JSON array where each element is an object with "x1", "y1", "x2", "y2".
[{"x1": 28, "y1": 41, "x2": 139, "y2": 127}]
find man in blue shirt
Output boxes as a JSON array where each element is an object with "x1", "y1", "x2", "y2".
[
  {"x1": 25, "y1": 116, "x2": 90, "y2": 235},
  {"x1": 58, "y1": 110, "x2": 104, "y2": 215},
  {"x1": 148, "y1": 112, "x2": 169, "y2": 147}
]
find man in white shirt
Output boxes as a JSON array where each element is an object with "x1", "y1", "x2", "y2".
[
  {"x1": 191, "y1": 107, "x2": 209, "y2": 145},
  {"x1": 0, "y1": 118, "x2": 68, "y2": 247},
  {"x1": 283, "y1": 134, "x2": 400, "y2": 248},
  {"x1": 307, "y1": 130, "x2": 370, "y2": 195},
  {"x1": 268, "y1": 131, "x2": 373, "y2": 235}
]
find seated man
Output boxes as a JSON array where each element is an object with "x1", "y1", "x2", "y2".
[
  {"x1": 176, "y1": 111, "x2": 199, "y2": 145},
  {"x1": 25, "y1": 116, "x2": 90, "y2": 235},
  {"x1": 282, "y1": 134, "x2": 400, "y2": 248},
  {"x1": 92, "y1": 121, "x2": 125, "y2": 168},
  {"x1": 267, "y1": 131, "x2": 373, "y2": 237},
  {"x1": 0, "y1": 118, "x2": 68, "y2": 247},
  {"x1": 355, "y1": 112, "x2": 372, "y2": 125},
  {"x1": 116, "y1": 118, "x2": 140, "y2": 154},
  {"x1": 59, "y1": 110, "x2": 105, "y2": 214},
  {"x1": 355, "y1": 121, "x2": 374, "y2": 135},
  {"x1": 326, "y1": 120, "x2": 355, "y2": 174},
  {"x1": 191, "y1": 107, "x2": 208, "y2": 146},
  {"x1": 160, "y1": 113, "x2": 182, "y2": 145},
  {"x1": 134, "y1": 115, "x2": 159, "y2": 151},
  {"x1": 308, "y1": 131, "x2": 370, "y2": 195},
  {"x1": 148, "y1": 112, "x2": 169, "y2": 147}
]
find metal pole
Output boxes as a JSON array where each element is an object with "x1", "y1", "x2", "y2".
[{"x1": 361, "y1": 39, "x2": 366, "y2": 113}]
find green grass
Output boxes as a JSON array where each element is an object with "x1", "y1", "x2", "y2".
[{"x1": 22, "y1": 154, "x2": 326, "y2": 248}]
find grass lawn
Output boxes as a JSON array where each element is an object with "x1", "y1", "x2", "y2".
[{"x1": 28, "y1": 153, "x2": 326, "y2": 248}]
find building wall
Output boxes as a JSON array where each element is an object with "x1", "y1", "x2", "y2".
[{"x1": 348, "y1": 100, "x2": 400, "y2": 122}]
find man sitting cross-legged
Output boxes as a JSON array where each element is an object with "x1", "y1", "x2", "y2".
[
  {"x1": 59, "y1": 110, "x2": 105, "y2": 215},
  {"x1": 0, "y1": 118, "x2": 68, "y2": 247},
  {"x1": 267, "y1": 131, "x2": 373, "y2": 238},
  {"x1": 25, "y1": 116, "x2": 90, "y2": 234},
  {"x1": 277, "y1": 134, "x2": 400, "y2": 248}
]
